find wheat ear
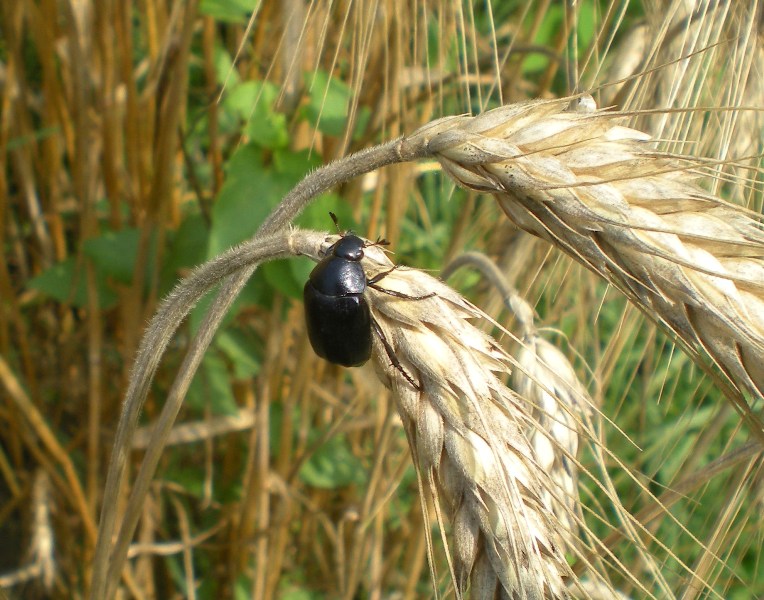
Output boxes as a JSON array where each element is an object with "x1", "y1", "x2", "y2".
[
  {"x1": 442, "y1": 251, "x2": 594, "y2": 548},
  {"x1": 417, "y1": 96, "x2": 764, "y2": 417},
  {"x1": 332, "y1": 238, "x2": 575, "y2": 599}
]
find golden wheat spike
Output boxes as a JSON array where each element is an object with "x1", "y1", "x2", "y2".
[
  {"x1": 442, "y1": 250, "x2": 594, "y2": 551},
  {"x1": 415, "y1": 96, "x2": 764, "y2": 408},
  {"x1": 347, "y1": 239, "x2": 573, "y2": 599},
  {"x1": 513, "y1": 334, "x2": 588, "y2": 547}
]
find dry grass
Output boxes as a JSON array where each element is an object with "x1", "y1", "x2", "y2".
[{"x1": 1, "y1": 1, "x2": 763, "y2": 599}]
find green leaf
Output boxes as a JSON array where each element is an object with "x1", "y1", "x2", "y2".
[
  {"x1": 277, "y1": 151, "x2": 356, "y2": 233},
  {"x1": 188, "y1": 268, "x2": 273, "y2": 334},
  {"x1": 353, "y1": 106, "x2": 371, "y2": 140},
  {"x1": 262, "y1": 260, "x2": 304, "y2": 300},
  {"x1": 224, "y1": 80, "x2": 289, "y2": 149},
  {"x1": 84, "y1": 228, "x2": 156, "y2": 284},
  {"x1": 207, "y1": 143, "x2": 273, "y2": 256},
  {"x1": 159, "y1": 212, "x2": 209, "y2": 296},
  {"x1": 289, "y1": 257, "x2": 314, "y2": 299},
  {"x1": 208, "y1": 145, "x2": 322, "y2": 257},
  {"x1": 238, "y1": 268, "x2": 275, "y2": 310},
  {"x1": 298, "y1": 435, "x2": 367, "y2": 489},
  {"x1": 27, "y1": 257, "x2": 118, "y2": 309},
  {"x1": 224, "y1": 80, "x2": 259, "y2": 118},
  {"x1": 521, "y1": 1, "x2": 597, "y2": 75},
  {"x1": 302, "y1": 70, "x2": 354, "y2": 137},
  {"x1": 575, "y1": 0, "x2": 597, "y2": 51},
  {"x1": 200, "y1": 0, "x2": 258, "y2": 23},
  {"x1": 273, "y1": 147, "x2": 322, "y2": 179},
  {"x1": 522, "y1": 5, "x2": 563, "y2": 74},
  {"x1": 234, "y1": 576, "x2": 254, "y2": 600},
  {"x1": 246, "y1": 106, "x2": 289, "y2": 150},
  {"x1": 295, "y1": 195, "x2": 354, "y2": 232},
  {"x1": 29, "y1": 225, "x2": 162, "y2": 308},
  {"x1": 213, "y1": 44, "x2": 240, "y2": 87}
]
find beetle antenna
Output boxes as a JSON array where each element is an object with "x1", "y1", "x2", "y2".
[
  {"x1": 365, "y1": 237, "x2": 390, "y2": 249},
  {"x1": 368, "y1": 267, "x2": 436, "y2": 299},
  {"x1": 328, "y1": 212, "x2": 343, "y2": 234}
]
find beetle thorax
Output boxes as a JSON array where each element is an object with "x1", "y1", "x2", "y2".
[
  {"x1": 308, "y1": 252, "x2": 367, "y2": 296},
  {"x1": 331, "y1": 235, "x2": 365, "y2": 261}
]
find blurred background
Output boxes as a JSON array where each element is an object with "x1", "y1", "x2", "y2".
[{"x1": 0, "y1": 1, "x2": 762, "y2": 598}]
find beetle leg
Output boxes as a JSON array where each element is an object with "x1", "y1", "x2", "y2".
[
  {"x1": 364, "y1": 237, "x2": 390, "y2": 249},
  {"x1": 367, "y1": 265, "x2": 398, "y2": 285},
  {"x1": 367, "y1": 267, "x2": 436, "y2": 300},
  {"x1": 369, "y1": 284, "x2": 436, "y2": 300},
  {"x1": 371, "y1": 318, "x2": 421, "y2": 391}
]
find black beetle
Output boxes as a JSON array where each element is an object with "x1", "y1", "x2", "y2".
[
  {"x1": 303, "y1": 214, "x2": 432, "y2": 388},
  {"x1": 303, "y1": 231, "x2": 372, "y2": 367}
]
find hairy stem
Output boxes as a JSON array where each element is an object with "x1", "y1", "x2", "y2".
[
  {"x1": 91, "y1": 231, "x2": 292, "y2": 599},
  {"x1": 92, "y1": 130, "x2": 433, "y2": 598}
]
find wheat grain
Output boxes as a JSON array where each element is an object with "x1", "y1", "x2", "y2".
[
  {"x1": 91, "y1": 88, "x2": 764, "y2": 596},
  {"x1": 415, "y1": 95, "x2": 764, "y2": 414}
]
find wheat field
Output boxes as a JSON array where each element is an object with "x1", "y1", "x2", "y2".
[{"x1": 0, "y1": 1, "x2": 762, "y2": 599}]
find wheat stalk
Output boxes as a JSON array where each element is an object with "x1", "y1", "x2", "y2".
[
  {"x1": 89, "y1": 137, "x2": 434, "y2": 599},
  {"x1": 415, "y1": 95, "x2": 764, "y2": 424}
]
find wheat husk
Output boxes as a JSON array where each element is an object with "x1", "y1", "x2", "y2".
[
  {"x1": 300, "y1": 236, "x2": 629, "y2": 598},
  {"x1": 414, "y1": 96, "x2": 764, "y2": 410}
]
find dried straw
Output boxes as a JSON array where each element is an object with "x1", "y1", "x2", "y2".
[
  {"x1": 602, "y1": 3, "x2": 763, "y2": 208},
  {"x1": 0, "y1": 471, "x2": 56, "y2": 591},
  {"x1": 31, "y1": 471, "x2": 56, "y2": 592}
]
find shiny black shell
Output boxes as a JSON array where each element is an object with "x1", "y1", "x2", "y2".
[{"x1": 303, "y1": 235, "x2": 373, "y2": 367}]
